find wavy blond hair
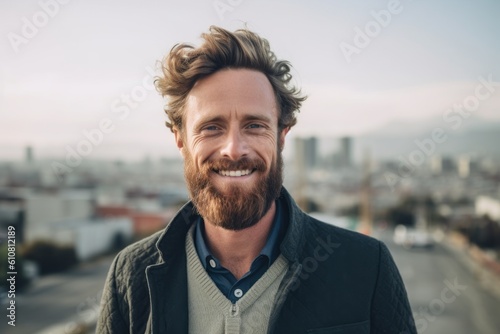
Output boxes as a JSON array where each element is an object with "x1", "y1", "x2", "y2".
[{"x1": 155, "y1": 26, "x2": 306, "y2": 133}]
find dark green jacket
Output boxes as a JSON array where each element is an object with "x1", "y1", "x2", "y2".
[{"x1": 96, "y1": 188, "x2": 416, "y2": 333}]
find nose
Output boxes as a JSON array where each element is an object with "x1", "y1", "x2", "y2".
[{"x1": 219, "y1": 128, "x2": 249, "y2": 160}]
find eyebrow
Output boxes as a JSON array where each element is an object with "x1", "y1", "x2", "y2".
[
  {"x1": 196, "y1": 115, "x2": 225, "y2": 125},
  {"x1": 242, "y1": 114, "x2": 273, "y2": 124}
]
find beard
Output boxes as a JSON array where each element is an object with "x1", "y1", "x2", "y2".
[{"x1": 183, "y1": 150, "x2": 283, "y2": 231}]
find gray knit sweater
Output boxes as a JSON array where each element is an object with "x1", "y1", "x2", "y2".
[{"x1": 186, "y1": 225, "x2": 288, "y2": 334}]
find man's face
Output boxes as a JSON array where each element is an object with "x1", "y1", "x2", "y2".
[{"x1": 175, "y1": 69, "x2": 288, "y2": 230}]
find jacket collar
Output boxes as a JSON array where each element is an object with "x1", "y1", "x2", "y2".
[
  {"x1": 277, "y1": 187, "x2": 306, "y2": 263},
  {"x1": 155, "y1": 200, "x2": 197, "y2": 264}
]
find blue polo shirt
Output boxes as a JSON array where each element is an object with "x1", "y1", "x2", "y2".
[{"x1": 193, "y1": 199, "x2": 284, "y2": 303}]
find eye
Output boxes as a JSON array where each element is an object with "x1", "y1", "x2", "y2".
[
  {"x1": 247, "y1": 123, "x2": 263, "y2": 129},
  {"x1": 203, "y1": 125, "x2": 220, "y2": 131}
]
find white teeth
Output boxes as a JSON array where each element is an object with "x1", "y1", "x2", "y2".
[{"x1": 219, "y1": 169, "x2": 251, "y2": 177}]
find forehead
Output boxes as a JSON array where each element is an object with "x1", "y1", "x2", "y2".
[{"x1": 184, "y1": 69, "x2": 278, "y2": 125}]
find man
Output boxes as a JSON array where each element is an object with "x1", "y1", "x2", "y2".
[{"x1": 97, "y1": 26, "x2": 416, "y2": 334}]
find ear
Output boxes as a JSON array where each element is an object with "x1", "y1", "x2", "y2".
[
  {"x1": 173, "y1": 127, "x2": 184, "y2": 153},
  {"x1": 279, "y1": 127, "x2": 290, "y2": 151}
]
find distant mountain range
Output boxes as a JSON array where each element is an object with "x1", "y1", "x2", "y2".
[{"x1": 353, "y1": 116, "x2": 500, "y2": 162}]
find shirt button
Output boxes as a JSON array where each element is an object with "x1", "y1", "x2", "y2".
[
  {"x1": 209, "y1": 259, "x2": 216, "y2": 268},
  {"x1": 234, "y1": 289, "x2": 243, "y2": 298}
]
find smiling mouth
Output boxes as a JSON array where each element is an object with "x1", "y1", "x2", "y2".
[{"x1": 214, "y1": 169, "x2": 254, "y2": 177}]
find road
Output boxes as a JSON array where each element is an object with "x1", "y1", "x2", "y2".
[
  {"x1": 377, "y1": 228, "x2": 500, "y2": 334},
  {"x1": 0, "y1": 255, "x2": 113, "y2": 334},
  {"x1": 1, "y1": 230, "x2": 499, "y2": 334}
]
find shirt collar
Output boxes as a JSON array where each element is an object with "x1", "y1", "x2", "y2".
[{"x1": 193, "y1": 199, "x2": 283, "y2": 270}]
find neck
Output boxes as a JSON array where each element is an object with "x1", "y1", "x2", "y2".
[{"x1": 203, "y1": 201, "x2": 276, "y2": 280}]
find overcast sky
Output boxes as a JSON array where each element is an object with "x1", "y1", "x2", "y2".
[{"x1": 1, "y1": 0, "x2": 499, "y2": 161}]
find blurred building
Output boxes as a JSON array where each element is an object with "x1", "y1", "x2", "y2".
[
  {"x1": 331, "y1": 136, "x2": 353, "y2": 169},
  {"x1": 340, "y1": 136, "x2": 352, "y2": 168},
  {"x1": 457, "y1": 155, "x2": 471, "y2": 178},
  {"x1": 476, "y1": 196, "x2": 500, "y2": 221},
  {"x1": 430, "y1": 155, "x2": 455, "y2": 175},
  {"x1": 430, "y1": 155, "x2": 442, "y2": 174},
  {"x1": 24, "y1": 189, "x2": 95, "y2": 242},
  {"x1": 294, "y1": 136, "x2": 318, "y2": 169},
  {"x1": 25, "y1": 146, "x2": 34, "y2": 164},
  {"x1": 0, "y1": 189, "x2": 25, "y2": 242},
  {"x1": 50, "y1": 217, "x2": 133, "y2": 261}
]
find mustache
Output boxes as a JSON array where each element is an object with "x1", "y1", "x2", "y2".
[{"x1": 205, "y1": 157, "x2": 267, "y2": 172}]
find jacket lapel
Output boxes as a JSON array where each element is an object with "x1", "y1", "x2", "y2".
[
  {"x1": 145, "y1": 202, "x2": 197, "y2": 333},
  {"x1": 146, "y1": 255, "x2": 188, "y2": 333}
]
